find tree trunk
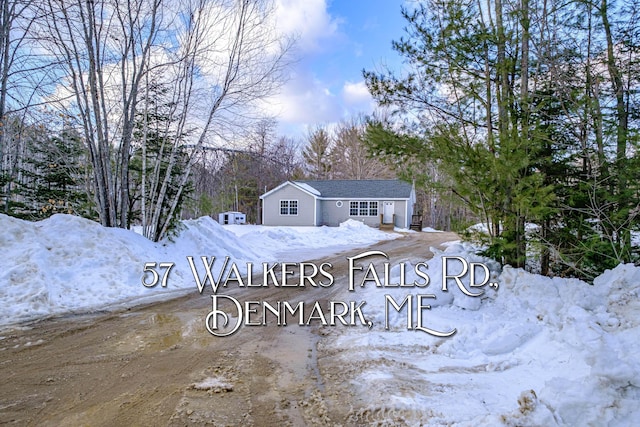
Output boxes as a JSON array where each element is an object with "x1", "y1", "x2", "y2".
[{"x1": 601, "y1": 0, "x2": 631, "y2": 262}]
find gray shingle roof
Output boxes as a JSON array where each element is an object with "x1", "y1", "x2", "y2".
[{"x1": 295, "y1": 179, "x2": 412, "y2": 199}]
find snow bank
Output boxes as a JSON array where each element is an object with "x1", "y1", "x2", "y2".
[
  {"x1": 225, "y1": 218, "x2": 399, "y2": 260},
  {"x1": 421, "y1": 226, "x2": 442, "y2": 232},
  {"x1": 3, "y1": 212, "x2": 638, "y2": 425},
  {"x1": 0, "y1": 214, "x2": 165, "y2": 323},
  {"x1": 0, "y1": 214, "x2": 395, "y2": 326},
  {"x1": 326, "y1": 242, "x2": 640, "y2": 426}
]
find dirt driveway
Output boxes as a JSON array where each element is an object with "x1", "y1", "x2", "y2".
[{"x1": 0, "y1": 231, "x2": 458, "y2": 426}]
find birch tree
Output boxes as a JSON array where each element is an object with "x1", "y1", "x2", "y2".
[
  {"x1": 41, "y1": 0, "x2": 161, "y2": 228},
  {"x1": 38, "y1": 0, "x2": 288, "y2": 240},
  {"x1": 139, "y1": 0, "x2": 289, "y2": 240},
  {"x1": 0, "y1": 0, "x2": 44, "y2": 214}
]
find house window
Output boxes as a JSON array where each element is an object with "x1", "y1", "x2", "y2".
[
  {"x1": 349, "y1": 201, "x2": 378, "y2": 216},
  {"x1": 280, "y1": 200, "x2": 298, "y2": 215},
  {"x1": 349, "y1": 201, "x2": 358, "y2": 216},
  {"x1": 368, "y1": 202, "x2": 378, "y2": 216}
]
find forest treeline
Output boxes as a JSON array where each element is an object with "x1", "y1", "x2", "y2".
[{"x1": 363, "y1": 0, "x2": 640, "y2": 279}]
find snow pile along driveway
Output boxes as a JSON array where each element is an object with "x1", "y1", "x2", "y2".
[
  {"x1": 0, "y1": 214, "x2": 396, "y2": 327},
  {"x1": 321, "y1": 241, "x2": 640, "y2": 426}
]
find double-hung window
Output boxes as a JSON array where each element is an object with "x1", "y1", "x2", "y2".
[
  {"x1": 280, "y1": 200, "x2": 298, "y2": 215},
  {"x1": 349, "y1": 201, "x2": 378, "y2": 216}
]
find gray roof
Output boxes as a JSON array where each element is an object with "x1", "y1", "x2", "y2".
[{"x1": 295, "y1": 179, "x2": 412, "y2": 199}]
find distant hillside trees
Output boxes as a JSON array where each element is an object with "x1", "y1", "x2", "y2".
[
  {"x1": 192, "y1": 119, "x2": 303, "y2": 224},
  {"x1": 302, "y1": 119, "x2": 395, "y2": 180}
]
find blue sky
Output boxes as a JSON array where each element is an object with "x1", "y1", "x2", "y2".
[{"x1": 268, "y1": 0, "x2": 408, "y2": 139}]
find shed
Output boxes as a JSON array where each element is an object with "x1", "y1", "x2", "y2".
[{"x1": 218, "y1": 211, "x2": 246, "y2": 225}]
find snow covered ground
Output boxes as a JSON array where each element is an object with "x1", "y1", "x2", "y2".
[
  {"x1": 325, "y1": 241, "x2": 640, "y2": 425},
  {"x1": 1, "y1": 213, "x2": 639, "y2": 425},
  {"x1": 0, "y1": 214, "x2": 396, "y2": 326}
]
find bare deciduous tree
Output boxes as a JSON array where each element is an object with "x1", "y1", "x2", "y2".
[
  {"x1": 302, "y1": 126, "x2": 332, "y2": 179},
  {"x1": 0, "y1": 0, "x2": 45, "y2": 214},
  {"x1": 141, "y1": 0, "x2": 290, "y2": 240},
  {"x1": 41, "y1": 0, "x2": 161, "y2": 228},
  {"x1": 36, "y1": 0, "x2": 289, "y2": 240},
  {"x1": 331, "y1": 118, "x2": 394, "y2": 180}
]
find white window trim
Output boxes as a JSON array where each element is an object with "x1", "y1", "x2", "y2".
[
  {"x1": 279, "y1": 199, "x2": 299, "y2": 216},
  {"x1": 349, "y1": 200, "x2": 378, "y2": 217}
]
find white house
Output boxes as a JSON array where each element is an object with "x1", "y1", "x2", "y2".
[{"x1": 259, "y1": 179, "x2": 416, "y2": 229}]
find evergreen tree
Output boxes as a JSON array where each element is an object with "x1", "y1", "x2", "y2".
[
  {"x1": 364, "y1": 0, "x2": 640, "y2": 277},
  {"x1": 364, "y1": 0, "x2": 553, "y2": 268},
  {"x1": 17, "y1": 126, "x2": 92, "y2": 219},
  {"x1": 129, "y1": 83, "x2": 192, "y2": 241}
]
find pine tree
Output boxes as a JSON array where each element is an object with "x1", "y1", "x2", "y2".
[
  {"x1": 364, "y1": 0, "x2": 640, "y2": 277},
  {"x1": 364, "y1": 0, "x2": 554, "y2": 268},
  {"x1": 17, "y1": 126, "x2": 91, "y2": 219},
  {"x1": 129, "y1": 83, "x2": 192, "y2": 241}
]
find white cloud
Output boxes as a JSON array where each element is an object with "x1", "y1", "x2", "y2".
[
  {"x1": 260, "y1": 2, "x2": 379, "y2": 138},
  {"x1": 274, "y1": 0, "x2": 342, "y2": 52},
  {"x1": 342, "y1": 80, "x2": 374, "y2": 109},
  {"x1": 261, "y1": 77, "x2": 379, "y2": 139},
  {"x1": 261, "y1": 71, "x2": 343, "y2": 125}
]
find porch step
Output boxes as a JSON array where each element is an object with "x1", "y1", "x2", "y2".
[{"x1": 379, "y1": 223, "x2": 395, "y2": 231}]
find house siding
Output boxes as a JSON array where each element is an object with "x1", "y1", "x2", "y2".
[
  {"x1": 320, "y1": 199, "x2": 379, "y2": 227},
  {"x1": 262, "y1": 184, "x2": 316, "y2": 226},
  {"x1": 319, "y1": 199, "x2": 409, "y2": 228},
  {"x1": 315, "y1": 200, "x2": 323, "y2": 226},
  {"x1": 393, "y1": 200, "x2": 408, "y2": 228},
  {"x1": 261, "y1": 180, "x2": 416, "y2": 229}
]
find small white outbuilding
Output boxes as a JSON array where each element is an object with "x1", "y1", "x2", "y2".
[{"x1": 218, "y1": 211, "x2": 246, "y2": 225}]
